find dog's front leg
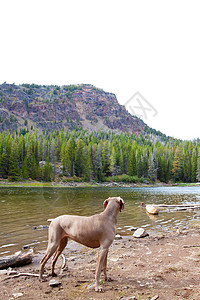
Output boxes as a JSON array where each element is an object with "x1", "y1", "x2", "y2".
[
  {"x1": 102, "y1": 250, "x2": 113, "y2": 282},
  {"x1": 95, "y1": 247, "x2": 108, "y2": 292}
]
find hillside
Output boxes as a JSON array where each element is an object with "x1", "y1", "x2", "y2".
[{"x1": 0, "y1": 83, "x2": 145, "y2": 134}]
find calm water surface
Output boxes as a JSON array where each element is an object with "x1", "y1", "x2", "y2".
[{"x1": 0, "y1": 186, "x2": 200, "y2": 255}]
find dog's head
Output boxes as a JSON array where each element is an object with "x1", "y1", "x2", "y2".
[{"x1": 103, "y1": 197, "x2": 125, "y2": 212}]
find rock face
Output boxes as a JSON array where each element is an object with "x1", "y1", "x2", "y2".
[{"x1": 0, "y1": 83, "x2": 145, "y2": 133}]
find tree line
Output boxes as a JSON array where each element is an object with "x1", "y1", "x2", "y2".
[{"x1": 0, "y1": 129, "x2": 200, "y2": 183}]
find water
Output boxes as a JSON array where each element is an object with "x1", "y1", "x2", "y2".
[{"x1": 0, "y1": 186, "x2": 200, "y2": 255}]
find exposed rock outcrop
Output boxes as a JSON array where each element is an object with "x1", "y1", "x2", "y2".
[{"x1": 0, "y1": 83, "x2": 145, "y2": 133}]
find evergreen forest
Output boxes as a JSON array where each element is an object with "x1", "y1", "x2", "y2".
[{"x1": 0, "y1": 128, "x2": 200, "y2": 184}]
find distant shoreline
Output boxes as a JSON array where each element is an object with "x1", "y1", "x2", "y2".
[{"x1": 0, "y1": 180, "x2": 199, "y2": 188}]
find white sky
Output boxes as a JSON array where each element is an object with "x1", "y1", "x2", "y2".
[{"x1": 1, "y1": 0, "x2": 200, "y2": 140}]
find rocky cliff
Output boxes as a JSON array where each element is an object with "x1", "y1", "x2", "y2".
[{"x1": 0, "y1": 83, "x2": 145, "y2": 133}]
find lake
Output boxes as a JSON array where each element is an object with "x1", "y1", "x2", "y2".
[{"x1": 0, "y1": 186, "x2": 200, "y2": 255}]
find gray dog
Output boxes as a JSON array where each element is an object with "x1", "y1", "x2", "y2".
[{"x1": 39, "y1": 196, "x2": 125, "y2": 292}]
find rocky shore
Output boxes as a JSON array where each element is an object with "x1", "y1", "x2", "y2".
[{"x1": 1, "y1": 227, "x2": 200, "y2": 299}]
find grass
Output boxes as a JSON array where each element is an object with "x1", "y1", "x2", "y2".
[
  {"x1": 0, "y1": 178, "x2": 199, "y2": 188},
  {"x1": 0, "y1": 181, "x2": 56, "y2": 187}
]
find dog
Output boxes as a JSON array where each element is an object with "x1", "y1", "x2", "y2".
[{"x1": 39, "y1": 196, "x2": 125, "y2": 292}]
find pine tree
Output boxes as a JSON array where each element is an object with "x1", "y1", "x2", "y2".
[
  {"x1": 96, "y1": 142, "x2": 103, "y2": 181},
  {"x1": 65, "y1": 139, "x2": 75, "y2": 176},
  {"x1": 42, "y1": 159, "x2": 53, "y2": 181},
  {"x1": 83, "y1": 146, "x2": 92, "y2": 181},
  {"x1": 119, "y1": 148, "x2": 124, "y2": 174},
  {"x1": 102, "y1": 141, "x2": 111, "y2": 176},
  {"x1": 190, "y1": 148, "x2": 197, "y2": 182},
  {"x1": 127, "y1": 146, "x2": 136, "y2": 176},
  {"x1": 172, "y1": 146, "x2": 181, "y2": 181},
  {"x1": 148, "y1": 152, "x2": 157, "y2": 181},
  {"x1": 9, "y1": 142, "x2": 20, "y2": 179},
  {"x1": 22, "y1": 157, "x2": 29, "y2": 179},
  {"x1": 196, "y1": 149, "x2": 200, "y2": 182},
  {"x1": 110, "y1": 147, "x2": 117, "y2": 175},
  {"x1": 74, "y1": 139, "x2": 85, "y2": 177},
  {"x1": 0, "y1": 152, "x2": 9, "y2": 178}
]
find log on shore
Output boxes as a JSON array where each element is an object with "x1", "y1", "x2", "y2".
[
  {"x1": 0, "y1": 249, "x2": 33, "y2": 270},
  {"x1": 150, "y1": 204, "x2": 200, "y2": 209}
]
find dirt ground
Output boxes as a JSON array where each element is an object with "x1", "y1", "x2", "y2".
[{"x1": 1, "y1": 229, "x2": 200, "y2": 300}]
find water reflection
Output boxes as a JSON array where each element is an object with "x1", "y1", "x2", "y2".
[{"x1": 0, "y1": 186, "x2": 200, "y2": 254}]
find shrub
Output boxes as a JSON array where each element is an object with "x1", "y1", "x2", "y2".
[{"x1": 106, "y1": 174, "x2": 149, "y2": 183}]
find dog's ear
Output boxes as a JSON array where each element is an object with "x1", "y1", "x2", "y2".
[
  {"x1": 104, "y1": 199, "x2": 109, "y2": 209},
  {"x1": 119, "y1": 198, "x2": 125, "y2": 212}
]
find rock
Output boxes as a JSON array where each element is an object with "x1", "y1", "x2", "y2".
[
  {"x1": 49, "y1": 279, "x2": 62, "y2": 287},
  {"x1": 0, "y1": 269, "x2": 8, "y2": 275},
  {"x1": 120, "y1": 296, "x2": 136, "y2": 300},
  {"x1": 151, "y1": 295, "x2": 159, "y2": 300},
  {"x1": 32, "y1": 225, "x2": 49, "y2": 230},
  {"x1": 127, "y1": 227, "x2": 137, "y2": 231},
  {"x1": 38, "y1": 225, "x2": 49, "y2": 230},
  {"x1": 67, "y1": 256, "x2": 76, "y2": 261},
  {"x1": 12, "y1": 293, "x2": 23, "y2": 298},
  {"x1": 23, "y1": 241, "x2": 40, "y2": 249},
  {"x1": 0, "y1": 268, "x2": 18, "y2": 275},
  {"x1": 109, "y1": 258, "x2": 118, "y2": 262},
  {"x1": 133, "y1": 228, "x2": 149, "y2": 238},
  {"x1": 115, "y1": 234, "x2": 122, "y2": 240},
  {"x1": 146, "y1": 205, "x2": 159, "y2": 215}
]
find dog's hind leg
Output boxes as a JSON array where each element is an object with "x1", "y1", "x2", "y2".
[
  {"x1": 51, "y1": 236, "x2": 68, "y2": 277},
  {"x1": 40, "y1": 223, "x2": 62, "y2": 280},
  {"x1": 39, "y1": 242, "x2": 59, "y2": 280}
]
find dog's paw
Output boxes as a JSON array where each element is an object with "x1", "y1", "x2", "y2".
[
  {"x1": 105, "y1": 276, "x2": 113, "y2": 282},
  {"x1": 39, "y1": 277, "x2": 47, "y2": 282},
  {"x1": 95, "y1": 286, "x2": 104, "y2": 293}
]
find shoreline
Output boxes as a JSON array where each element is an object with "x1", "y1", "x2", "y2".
[{"x1": 0, "y1": 180, "x2": 200, "y2": 188}]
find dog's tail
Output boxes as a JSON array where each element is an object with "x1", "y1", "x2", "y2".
[{"x1": 47, "y1": 219, "x2": 54, "y2": 222}]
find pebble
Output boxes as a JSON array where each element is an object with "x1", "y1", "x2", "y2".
[
  {"x1": 32, "y1": 225, "x2": 49, "y2": 230},
  {"x1": 120, "y1": 296, "x2": 136, "y2": 300},
  {"x1": 23, "y1": 241, "x2": 40, "y2": 249},
  {"x1": 0, "y1": 268, "x2": 17, "y2": 275},
  {"x1": 0, "y1": 269, "x2": 8, "y2": 275},
  {"x1": 49, "y1": 279, "x2": 62, "y2": 287},
  {"x1": 67, "y1": 256, "x2": 76, "y2": 261},
  {"x1": 133, "y1": 228, "x2": 149, "y2": 238},
  {"x1": 127, "y1": 227, "x2": 137, "y2": 231},
  {"x1": 115, "y1": 234, "x2": 122, "y2": 240},
  {"x1": 151, "y1": 295, "x2": 159, "y2": 300},
  {"x1": 110, "y1": 258, "x2": 118, "y2": 262},
  {"x1": 12, "y1": 293, "x2": 23, "y2": 299},
  {"x1": 38, "y1": 225, "x2": 49, "y2": 230}
]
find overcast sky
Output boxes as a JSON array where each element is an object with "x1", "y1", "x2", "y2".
[{"x1": 1, "y1": 0, "x2": 200, "y2": 140}]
